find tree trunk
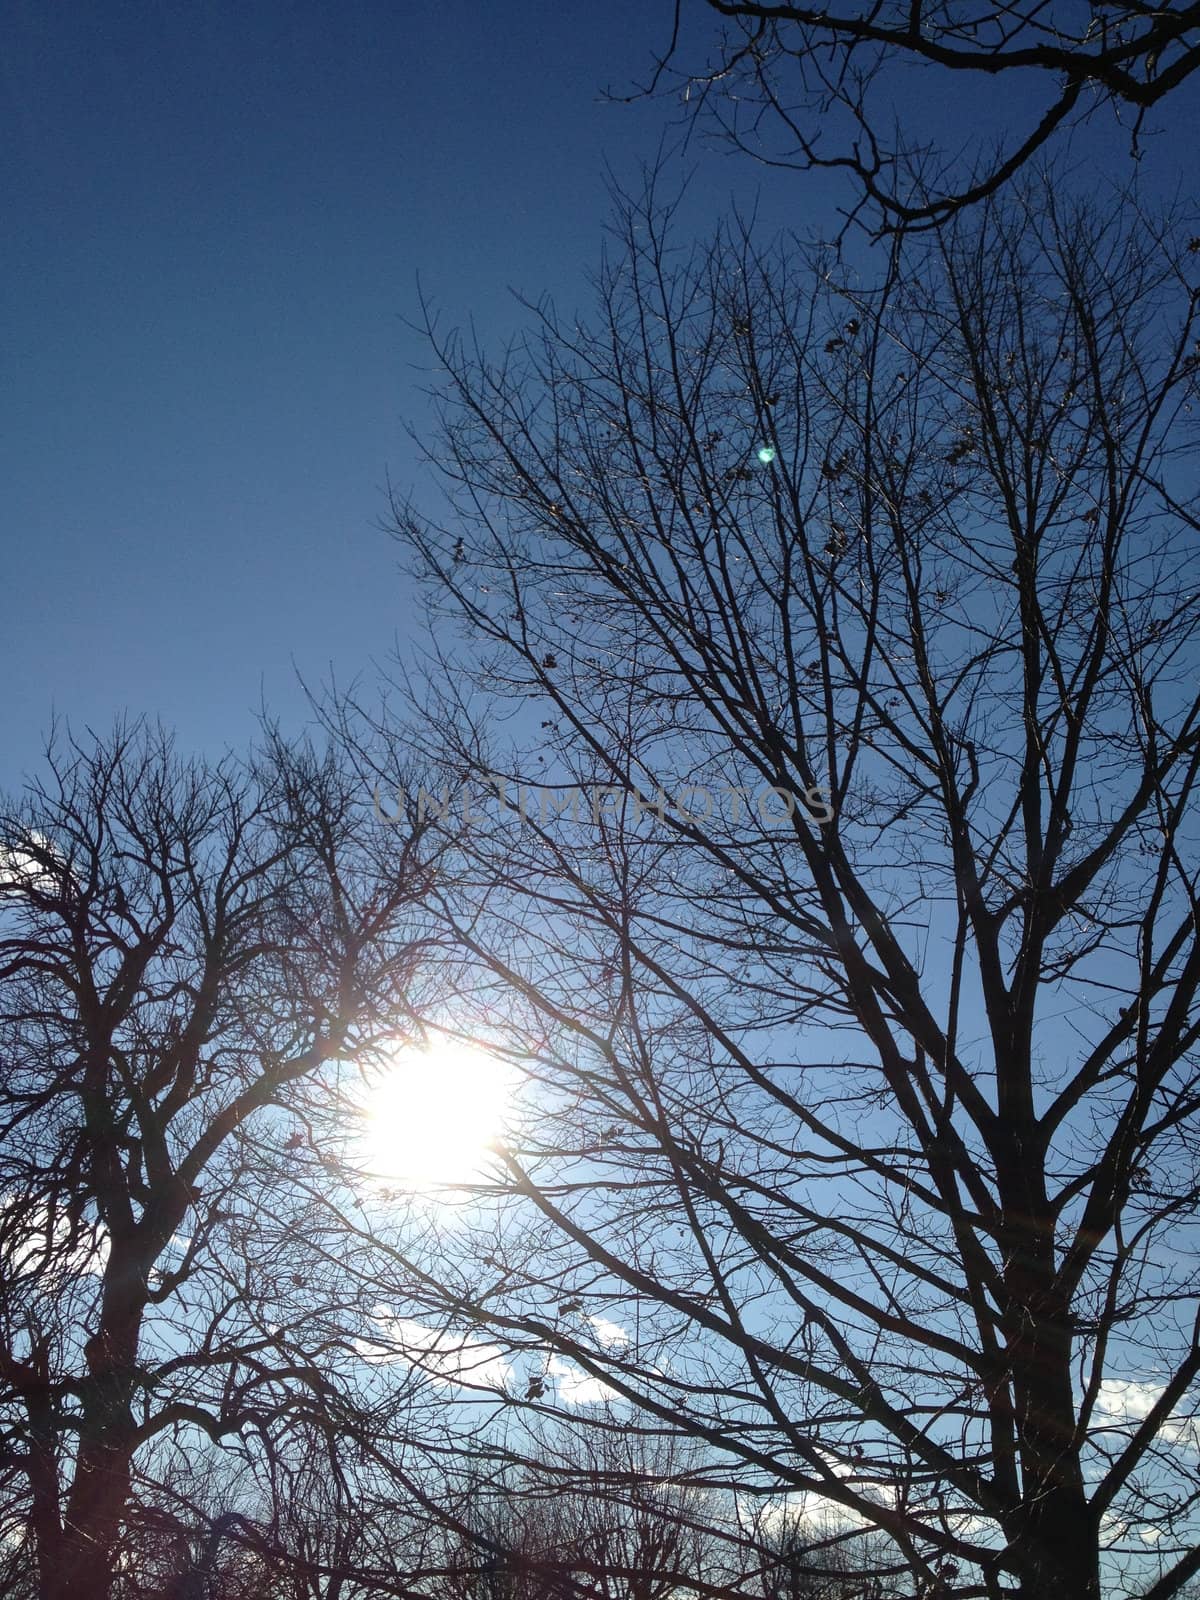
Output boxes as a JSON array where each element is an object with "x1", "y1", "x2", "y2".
[
  {"x1": 42, "y1": 1262, "x2": 146, "y2": 1600},
  {"x1": 999, "y1": 1159, "x2": 1099, "y2": 1600}
]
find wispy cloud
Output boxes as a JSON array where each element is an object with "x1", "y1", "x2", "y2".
[
  {"x1": 357, "y1": 1308, "x2": 513, "y2": 1390},
  {"x1": 747, "y1": 1490, "x2": 872, "y2": 1538}
]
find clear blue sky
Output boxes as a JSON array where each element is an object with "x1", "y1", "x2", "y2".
[
  {"x1": 3, "y1": 1, "x2": 1195, "y2": 791},
  {"x1": 0, "y1": 2, "x2": 704, "y2": 784}
]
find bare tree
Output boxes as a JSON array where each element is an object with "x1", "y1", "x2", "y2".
[
  {"x1": 438, "y1": 1435, "x2": 730, "y2": 1600},
  {"x1": 748, "y1": 1502, "x2": 912, "y2": 1600},
  {"x1": 360, "y1": 178, "x2": 1200, "y2": 1600},
  {"x1": 644, "y1": 0, "x2": 1200, "y2": 229},
  {"x1": 0, "y1": 723, "x2": 447, "y2": 1600}
]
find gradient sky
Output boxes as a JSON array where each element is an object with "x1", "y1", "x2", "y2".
[{"x1": 3, "y1": 1, "x2": 1196, "y2": 793}]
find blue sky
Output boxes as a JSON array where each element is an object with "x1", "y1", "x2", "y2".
[
  {"x1": 0, "y1": 2, "x2": 694, "y2": 784},
  {"x1": 3, "y1": 0, "x2": 1196, "y2": 793}
]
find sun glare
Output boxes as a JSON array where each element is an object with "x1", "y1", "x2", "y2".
[{"x1": 358, "y1": 1039, "x2": 513, "y2": 1190}]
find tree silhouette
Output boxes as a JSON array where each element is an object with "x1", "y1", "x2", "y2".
[
  {"x1": 644, "y1": 0, "x2": 1200, "y2": 229},
  {"x1": 366, "y1": 180, "x2": 1200, "y2": 1600},
  {"x1": 0, "y1": 724, "x2": 445, "y2": 1600}
]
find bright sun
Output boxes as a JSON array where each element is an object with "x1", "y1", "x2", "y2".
[{"x1": 358, "y1": 1038, "x2": 513, "y2": 1190}]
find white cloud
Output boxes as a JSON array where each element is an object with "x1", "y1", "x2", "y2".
[
  {"x1": 0, "y1": 833, "x2": 65, "y2": 896},
  {"x1": 0, "y1": 1518, "x2": 26, "y2": 1551},
  {"x1": 748, "y1": 1490, "x2": 871, "y2": 1538},
  {"x1": 1099, "y1": 1511, "x2": 1129, "y2": 1548},
  {"x1": 356, "y1": 1309, "x2": 513, "y2": 1390},
  {"x1": 1096, "y1": 1379, "x2": 1162, "y2": 1421},
  {"x1": 744, "y1": 1474, "x2": 992, "y2": 1545},
  {"x1": 1093, "y1": 1379, "x2": 1200, "y2": 1454},
  {"x1": 587, "y1": 1315, "x2": 630, "y2": 1349},
  {"x1": 0, "y1": 1195, "x2": 108, "y2": 1285},
  {"x1": 548, "y1": 1355, "x2": 620, "y2": 1406}
]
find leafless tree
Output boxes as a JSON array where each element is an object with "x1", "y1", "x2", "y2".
[
  {"x1": 437, "y1": 1434, "x2": 737, "y2": 1600},
  {"x1": 0, "y1": 723, "x2": 449, "y2": 1600},
  {"x1": 642, "y1": 0, "x2": 1200, "y2": 229},
  {"x1": 359, "y1": 178, "x2": 1200, "y2": 1600},
  {"x1": 747, "y1": 1501, "x2": 912, "y2": 1600}
]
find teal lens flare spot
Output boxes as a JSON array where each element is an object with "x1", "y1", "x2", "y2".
[{"x1": 757, "y1": 446, "x2": 777, "y2": 464}]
